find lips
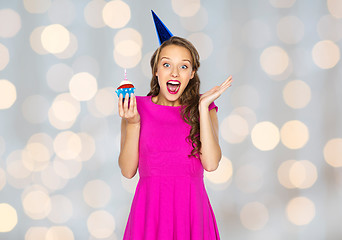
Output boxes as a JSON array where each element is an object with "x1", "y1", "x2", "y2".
[{"x1": 166, "y1": 80, "x2": 181, "y2": 94}]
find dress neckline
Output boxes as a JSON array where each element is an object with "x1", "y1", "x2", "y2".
[{"x1": 148, "y1": 95, "x2": 182, "y2": 108}]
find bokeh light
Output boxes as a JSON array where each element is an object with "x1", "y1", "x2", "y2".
[
  {"x1": 77, "y1": 132, "x2": 96, "y2": 162},
  {"x1": 83, "y1": 179, "x2": 112, "y2": 208},
  {"x1": 102, "y1": 0, "x2": 130, "y2": 29},
  {"x1": 251, "y1": 121, "x2": 280, "y2": 151},
  {"x1": 114, "y1": 28, "x2": 143, "y2": 48},
  {"x1": 28, "y1": 133, "x2": 54, "y2": 156},
  {"x1": 0, "y1": 203, "x2": 18, "y2": 232},
  {"x1": 187, "y1": 32, "x2": 213, "y2": 60},
  {"x1": 277, "y1": 16, "x2": 304, "y2": 44},
  {"x1": 115, "y1": 40, "x2": 141, "y2": 58},
  {"x1": 84, "y1": 0, "x2": 107, "y2": 28},
  {"x1": 0, "y1": 79, "x2": 16, "y2": 110},
  {"x1": 114, "y1": 47, "x2": 142, "y2": 69},
  {"x1": 283, "y1": 80, "x2": 311, "y2": 109},
  {"x1": 327, "y1": 0, "x2": 342, "y2": 19},
  {"x1": 87, "y1": 210, "x2": 116, "y2": 239},
  {"x1": 172, "y1": 0, "x2": 201, "y2": 17},
  {"x1": 22, "y1": 142, "x2": 51, "y2": 172},
  {"x1": 41, "y1": 24, "x2": 70, "y2": 54},
  {"x1": 54, "y1": 32, "x2": 78, "y2": 59},
  {"x1": 114, "y1": 28, "x2": 143, "y2": 68},
  {"x1": 6, "y1": 150, "x2": 31, "y2": 180},
  {"x1": 279, "y1": 160, "x2": 318, "y2": 189},
  {"x1": 0, "y1": 9, "x2": 21, "y2": 38},
  {"x1": 53, "y1": 131, "x2": 82, "y2": 160},
  {"x1": 87, "y1": 87, "x2": 117, "y2": 117},
  {"x1": 25, "y1": 227, "x2": 49, "y2": 240},
  {"x1": 269, "y1": 0, "x2": 296, "y2": 8},
  {"x1": 69, "y1": 72, "x2": 98, "y2": 101},
  {"x1": 46, "y1": 226, "x2": 74, "y2": 240},
  {"x1": 324, "y1": 138, "x2": 342, "y2": 167},
  {"x1": 0, "y1": 43, "x2": 10, "y2": 71},
  {"x1": 260, "y1": 46, "x2": 290, "y2": 75},
  {"x1": 280, "y1": 120, "x2": 309, "y2": 149},
  {"x1": 180, "y1": 7, "x2": 208, "y2": 32},
  {"x1": 22, "y1": 188, "x2": 51, "y2": 220},
  {"x1": 240, "y1": 202, "x2": 269, "y2": 230},
  {"x1": 286, "y1": 197, "x2": 315, "y2": 225},
  {"x1": 220, "y1": 113, "x2": 249, "y2": 144},
  {"x1": 204, "y1": 156, "x2": 233, "y2": 185},
  {"x1": 48, "y1": 93, "x2": 80, "y2": 129},
  {"x1": 29, "y1": 26, "x2": 49, "y2": 55},
  {"x1": 0, "y1": 168, "x2": 6, "y2": 191},
  {"x1": 278, "y1": 160, "x2": 297, "y2": 189},
  {"x1": 312, "y1": 40, "x2": 340, "y2": 69},
  {"x1": 23, "y1": 0, "x2": 51, "y2": 14},
  {"x1": 289, "y1": 160, "x2": 317, "y2": 189}
]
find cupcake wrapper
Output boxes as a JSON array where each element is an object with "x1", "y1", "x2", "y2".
[{"x1": 115, "y1": 88, "x2": 135, "y2": 98}]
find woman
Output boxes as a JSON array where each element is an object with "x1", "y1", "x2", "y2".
[{"x1": 118, "y1": 36, "x2": 232, "y2": 239}]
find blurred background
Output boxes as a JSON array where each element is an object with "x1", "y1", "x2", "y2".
[{"x1": 0, "y1": 0, "x2": 342, "y2": 239}]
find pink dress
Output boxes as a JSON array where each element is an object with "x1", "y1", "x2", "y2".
[{"x1": 123, "y1": 95, "x2": 220, "y2": 240}]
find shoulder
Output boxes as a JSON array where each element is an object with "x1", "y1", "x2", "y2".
[
  {"x1": 135, "y1": 95, "x2": 150, "y2": 103},
  {"x1": 208, "y1": 101, "x2": 218, "y2": 112},
  {"x1": 135, "y1": 95, "x2": 151, "y2": 110}
]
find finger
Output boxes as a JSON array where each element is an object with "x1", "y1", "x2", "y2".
[
  {"x1": 218, "y1": 83, "x2": 231, "y2": 95},
  {"x1": 123, "y1": 93, "x2": 129, "y2": 113},
  {"x1": 221, "y1": 76, "x2": 233, "y2": 87},
  {"x1": 118, "y1": 93, "x2": 124, "y2": 117},
  {"x1": 129, "y1": 94, "x2": 135, "y2": 114},
  {"x1": 132, "y1": 94, "x2": 138, "y2": 115}
]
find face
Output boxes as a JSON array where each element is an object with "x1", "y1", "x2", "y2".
[{"x1": 155, "y1": 45, "x2": 195, "y2": 104}]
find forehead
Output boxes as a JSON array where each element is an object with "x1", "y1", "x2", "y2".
[{"x1": 159, "y1": 45, "x2": 192, "y2": 61}]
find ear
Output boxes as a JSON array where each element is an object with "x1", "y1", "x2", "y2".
[{"x1": 190, "y1": 70, "x2": 195, "y2": 79}]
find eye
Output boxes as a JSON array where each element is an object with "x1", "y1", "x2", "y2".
[
  {"x1": 163, "y1": 63, "x2": 170, "y2": 68},
  {"x1": 181, "y1": 65, "x2": 188, "y2": 69}
]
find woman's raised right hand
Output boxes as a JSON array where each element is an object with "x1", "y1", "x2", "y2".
[{"x1": 118, "y1": 93, "x2": 140, "y2": 124}]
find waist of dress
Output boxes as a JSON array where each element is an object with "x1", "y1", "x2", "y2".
[{"x1": 138, "y1": 161, "x2": 204, "y2": 178}]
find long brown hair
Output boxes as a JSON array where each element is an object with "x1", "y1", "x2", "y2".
[{"x1": 147, "y1": 36, "x2": 201, "y2": 158}]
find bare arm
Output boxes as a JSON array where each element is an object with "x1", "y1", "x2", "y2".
[
  {"x1": 118, "y1": 93, "x2": 140, "y2": 179},
  {"x1": 199, "y1": 76, "x2": 232, "y2": 171},
  {"x1": 199, "y1": 107, "x2": 221, "y2": 171}
]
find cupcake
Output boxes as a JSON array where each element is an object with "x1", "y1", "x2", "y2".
[{"x1": 115, "y1": 70, "x2": 135, "y2": 98}]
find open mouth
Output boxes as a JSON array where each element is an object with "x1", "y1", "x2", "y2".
[{"x1": 166, "y1": 80, "x2": 181, "y2": 94}]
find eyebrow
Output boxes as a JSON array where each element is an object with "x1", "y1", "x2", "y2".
[{"x1": 161, "y1": 57, "x2": 191, "y2": 63}]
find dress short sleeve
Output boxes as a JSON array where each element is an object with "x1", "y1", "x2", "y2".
[{"x1": 209, "y1": 101, "x2": 218, "y2": 112}]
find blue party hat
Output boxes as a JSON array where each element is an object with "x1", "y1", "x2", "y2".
[{"x1": 151, "y1": 10, "x2": 173, "y2": 45}]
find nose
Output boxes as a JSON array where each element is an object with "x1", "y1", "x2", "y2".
[{"x1": 171, "y1": 67, "x2": 179, "y2": 78}]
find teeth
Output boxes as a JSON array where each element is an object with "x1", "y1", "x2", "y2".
[{"x1": 168, "y1": 80, "x2": 180, "y2": 85}]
